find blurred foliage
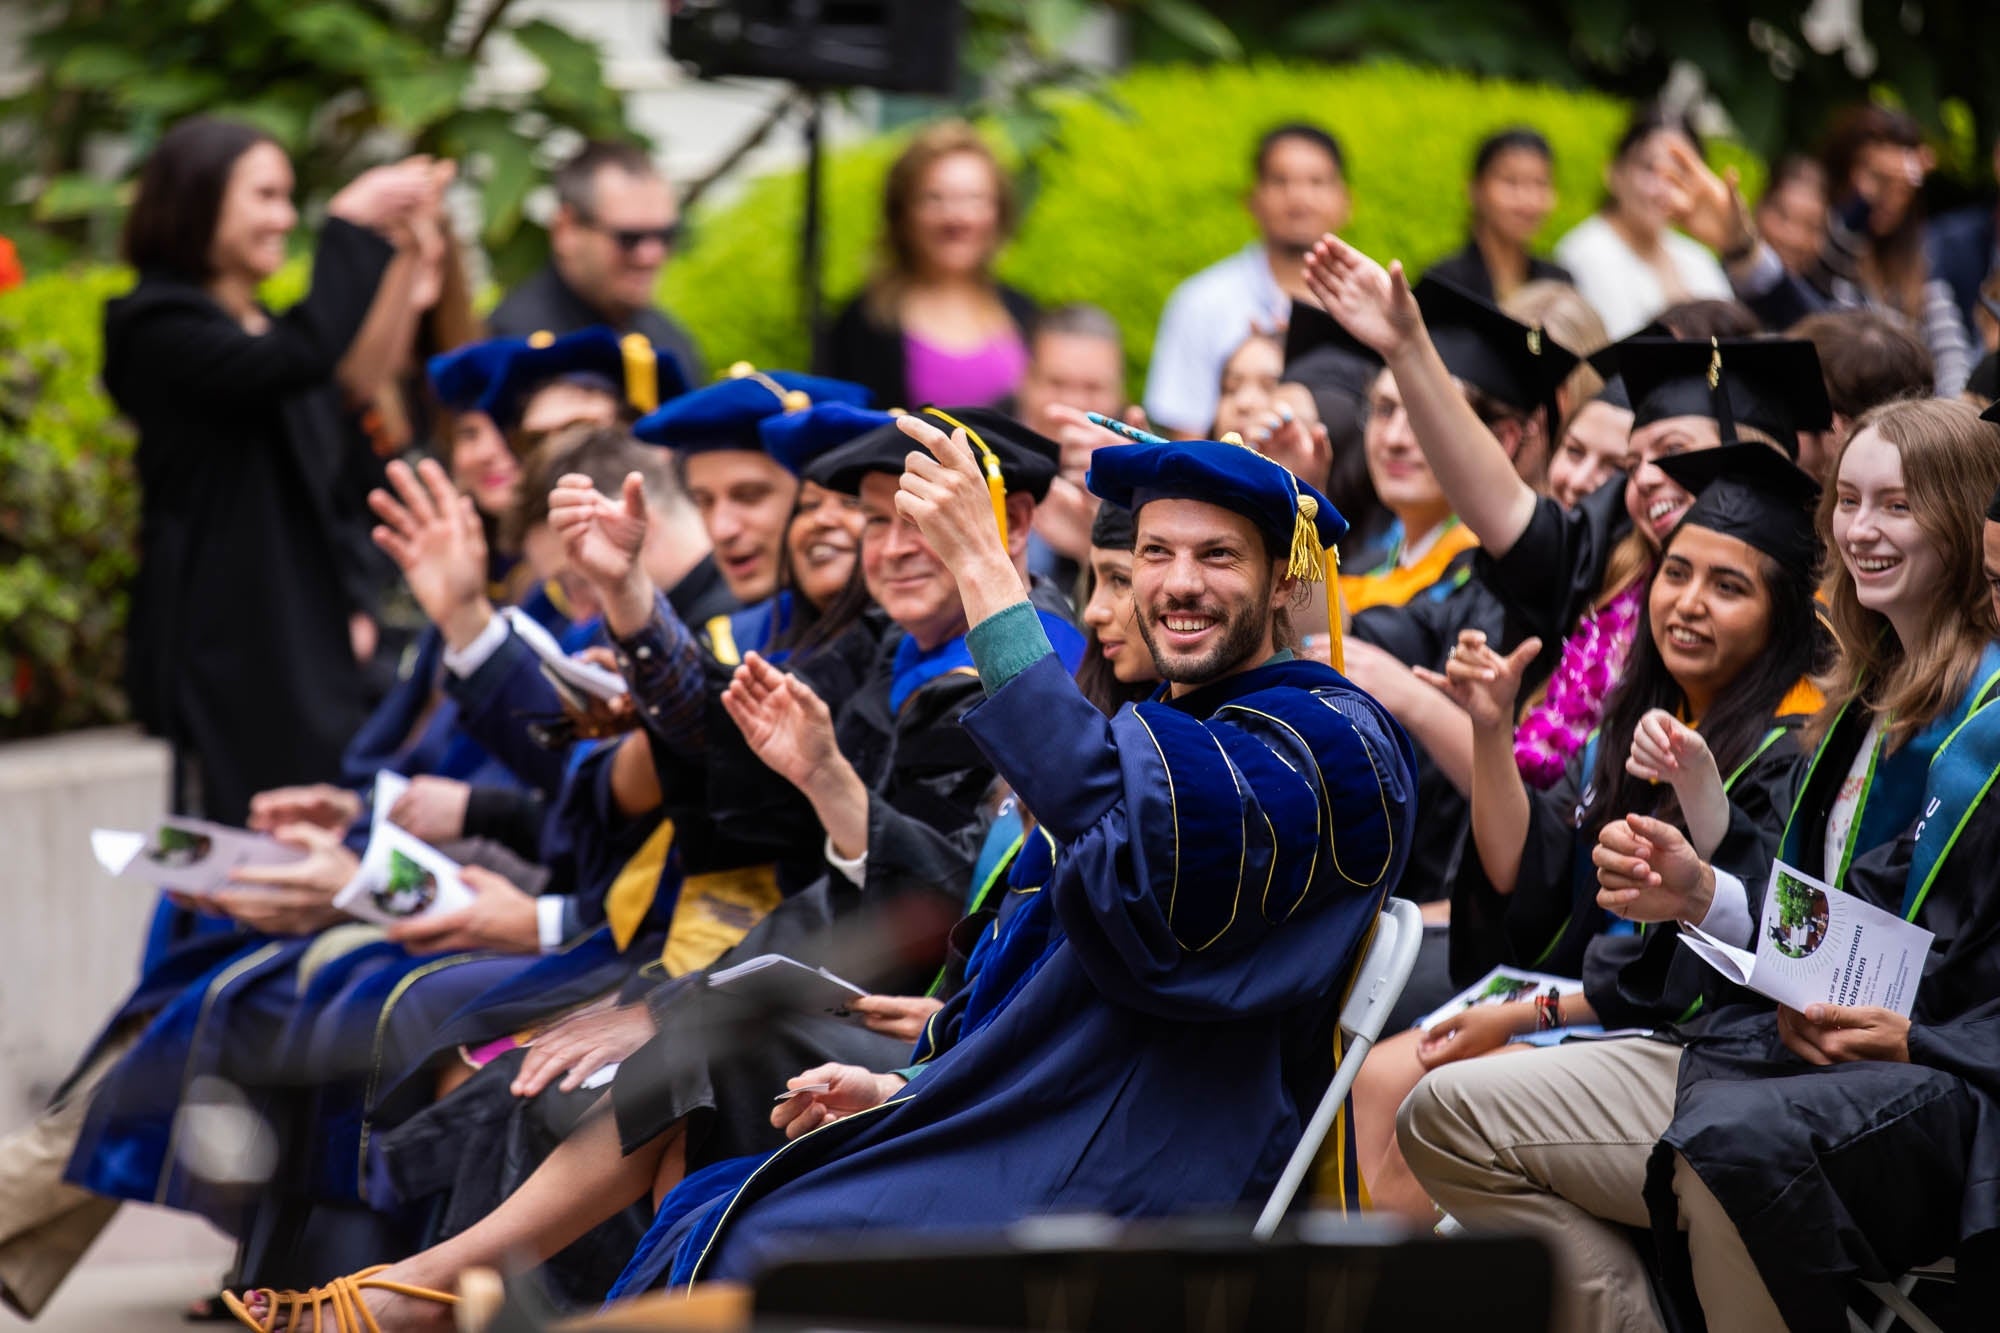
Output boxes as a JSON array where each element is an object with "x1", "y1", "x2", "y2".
[
  {"x1": 1127, "y1": 0, "x2": 1999, "y2": 177},
  {"x1": 660, "y1": 61, "x2": 1765, "y2": 392},
  {"x1": 3, "y1": 0, "x2": 637, "y2": 285},
  {"x1": 0, "y1": 266, "x2": 138, "y2": 737}
]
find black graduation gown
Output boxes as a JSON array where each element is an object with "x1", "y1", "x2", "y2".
[
  {"x1": 102, "y1": 218, "x2": 393, "y2": 825},
  {"x1": 1447, "y1": 722, "x2": 1803, "y2": 1005},
  {"x1": 1651, "y1": 692, "x2": 2000, "y2": 1330},
  {"x1": 1473, "y1": 472, "x2": 1634, "y2": 694}
]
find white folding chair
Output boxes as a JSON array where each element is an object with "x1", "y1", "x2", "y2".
[
  {"x1": 1849, "y1": 1259, "x2": 1955, "y2": 1333},
  {"x1": 1254, "y1": 896, "x2": 1425, "y2": 1238}
]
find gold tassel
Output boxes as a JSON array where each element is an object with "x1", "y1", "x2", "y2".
[
  {"x1": 620, "y1": 333, "x2": 658, "y2": 414},
  {"x1": 925, "y1": 408, "x2": 1009, "y2": 547},
  {"x1": 1288, "y1": 492, "x2": 1326, "y2": 583},
  {"x1": 1327, "y1": 545, "x2": 1344, "y2": 674}
]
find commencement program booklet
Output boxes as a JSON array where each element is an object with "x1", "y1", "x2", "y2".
[
  {"x1": 707, "y1": 954, "x2": 870, "y2": 1024},
  {"x1": 334, "y1": 821, "x2": 475, "y2": 926},
  {"x1": 1417, "y1": 966, "x2": 1584, "y2": 1033},
  {"x1": 91, "y1": 817, "x2": 304, "y2": 896},
  {"x1": 1678, "y1": 860, "x2": 1933, "y2": 1017}
]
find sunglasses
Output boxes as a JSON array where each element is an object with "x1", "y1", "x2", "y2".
[{"x1": 577, "y1": 213, "x2": 683, "y2": 253}]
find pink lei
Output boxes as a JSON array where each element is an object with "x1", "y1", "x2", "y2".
[{"x1": 1512, "y1": 577, "x2": 1646, "y2": 789}]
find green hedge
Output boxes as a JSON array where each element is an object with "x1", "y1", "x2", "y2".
[
  {"x1": 659, "y1": 61, "x2": 1766, "y2": 386},
  {"x1": 0, "y1": 266, "x2": 139, "y2": 737}
]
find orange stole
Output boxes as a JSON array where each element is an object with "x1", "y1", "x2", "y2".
[{"x1": 1337, "y1": 522, "x2": 1480, "y2": 616}]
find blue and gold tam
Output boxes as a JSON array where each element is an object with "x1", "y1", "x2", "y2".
[
  {"x1": 633, "y1": 362, "x2": 870, "y2": 456},
  {"x1": 426, "y1": 335, "x2": 531, "y2": 412},
  {"x1": 1084, "y1": 425, "x2": 1349, "y2": 670},
  {"x1": 759, "y1": 401, "x2": 898, "y2": 476},
  {"x1": 479, "y1": 326, "x2": 693, "y2": 427}
]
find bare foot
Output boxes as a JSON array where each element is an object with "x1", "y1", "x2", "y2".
[{"x1": 237, "y1": 1267, "x2": 455, "y2": 1333}]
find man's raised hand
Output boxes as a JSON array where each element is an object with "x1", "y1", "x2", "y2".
[
  {"x1": 370, "y1": 457, "x2": 491, "y2": 649},
  {"x1": 893, "y1": 415, "x2": 1011, "y2": 571},
  {"x1": 1302, "y1": 233, "x2": 1422, "y2": 360},
  {"x1": 548, "y1": 470, "x2": 655, "y2": 636},
  {"x1": 720, "y1": 652, "x2": 841, "y2": 795}
]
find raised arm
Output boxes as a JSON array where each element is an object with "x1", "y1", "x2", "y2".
[
  {"x1": 1416, "y1": 630, "x2": 1542, "y2": 895},
  {"x1": 1303, "y1": 235, "x2": 1539, "y2": 557}
]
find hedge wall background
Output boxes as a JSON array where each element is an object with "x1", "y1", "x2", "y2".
[
  {"x1": 660, "y1": 62, "x2": 1766, "y2": 387},
  {"x1": 2, "y1": 61, "x2": 1765, "y2": 738}
]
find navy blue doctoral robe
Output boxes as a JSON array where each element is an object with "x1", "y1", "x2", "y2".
[{"x1": 611, "y1": 649, "x2": 1417, "y2": 1291}]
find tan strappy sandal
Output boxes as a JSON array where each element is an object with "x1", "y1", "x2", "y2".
[{"x1": 221, "y1": 1264, "x2": 460, "y2": 1332}]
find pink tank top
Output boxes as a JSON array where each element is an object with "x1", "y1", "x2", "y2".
[{"x1": 903, "y1": 328, "x2": 1028, "y2": 408}]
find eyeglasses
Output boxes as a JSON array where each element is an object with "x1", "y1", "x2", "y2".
[{"x1": 576, "y1": 213, "x2": 683, "y2": 253}]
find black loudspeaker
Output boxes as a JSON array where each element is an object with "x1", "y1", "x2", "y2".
[{"x1": 668, "y1": 0, "x2": 964, "y2": 95}]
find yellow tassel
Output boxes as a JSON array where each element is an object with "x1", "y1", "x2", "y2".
[
  {"x1": 620, "y1": 333, "x2": 658, "y2": 413},
  {"x1": 1327, "y1": 545, "x2": 1344, "y2": 675},
  {"x1": 1288, "y1": 492, "x2": 1325, "y2": 583},
  {"x1": 925, "y1": 408, "x2": 1009, "y2": 548}
]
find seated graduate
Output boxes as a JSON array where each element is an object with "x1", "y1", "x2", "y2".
[
  {"x1": 1305, "y1": 234, "x2": 1833, "y2": 795},
  {"x1": 1351, "y1": 445, "x2": 1821, "y2": 1221},
  {"x1": 1398, "y1": 398, "x2": 2000, "y2": 1333}
]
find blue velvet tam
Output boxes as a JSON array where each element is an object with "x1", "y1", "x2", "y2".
[
  {"x1": 426, "y1": 335, "x2": 530, "y2": 411},
  {"x1": 633, "y1": 364, "x2": 871, "y2": 455},
  {"x1": 1085, "y1": 438, "x2": 1348, "y2": 576},
  {"x1": 759, "y1": 401, "x2": 900, "y2": 476},
  {"x1": 478, "y1": 326, "x2": 693, "y2": 426}
]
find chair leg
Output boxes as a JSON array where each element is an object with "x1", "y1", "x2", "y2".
[{"x1": 1864, "y1": 1275, "x2": 1943, "y2": 1333}]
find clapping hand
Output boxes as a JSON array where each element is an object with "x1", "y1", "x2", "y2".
[
  {"x1": 771, "y1": 1063, "x2": 906, "y2": 1139},
  {"x1": 720, "y1": 653, "x2": 842, "y2": 795},
  {"x1": 1625, "y1": 708, "x2": 1730, "y2": 859},
  {"x1": 1593, "y1": 814, "x2": 1716, "y2": 925},
  {"x1": 329, "y1": 155, "x2": 448, "y2": 235},
  {"x1": 1414, "y1": 630, "x2": 1543, "y2": 732},
  {"x1": 1656, "y1": 135, "x2": 1755, "y2": 257},
  {"x1": 548, "y1": 471, "x2": 654, "y2": 636},
  {"x1": 370, "y1": 458, "x2": 491, "y2": 648},
  {"x1": 1302, "y1": 233, "x2": 1422, "y2": 359}
]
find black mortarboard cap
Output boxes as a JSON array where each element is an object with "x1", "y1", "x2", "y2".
[
  {"x1": 1414, "y1": 275, "x2": 1579, "y2": 428},
  {"x1": 1584, "y1": 322, "x2": 1669, "y2": 413},
  {"x1": 1089, "y1": 501, "x2": 1135, "y2": 551},
  {"x1": 1617, "y1": 337, "x2": 1832, "y2": 458},
  {"x1": 805, "y1": 405, "x2": 1061, "y2": 502},
  {"x1": 1655, "y1": 444, "x2": 1820, "y2": 580},
  {"x1": 1281, "y1": 300, "x2": 1383, "y2": 398}
]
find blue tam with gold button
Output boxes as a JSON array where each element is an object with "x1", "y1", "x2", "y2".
[
  {"x1": 1086, "y1": 432, "x2": 1350, "y2": 668},
  {"x1": 427, "y1": 336, "x2": 531, "y2": 412},
  {"x1": 479, "y1": 326, "x2": 693, "y2": 427},
  {"x1": 633, "y1": 364, "x2": 871, "y2": 455},
  {"x1": 759, "y1": 401, "x2": 898, "y2": 476}
]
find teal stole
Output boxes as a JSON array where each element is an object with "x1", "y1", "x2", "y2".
[{"x1": 1778, "y1": 641, "x2": 2000, "y2": 918}]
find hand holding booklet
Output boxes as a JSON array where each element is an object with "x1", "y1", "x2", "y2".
[
  {"x1": 706, "y1": 954, "x2": 870, "y2": 1025},
  {"x1": 1678, "y1": 860, "x2": 1933, "y2": 1018},
  {"x1": 91, "y1": 817, "x2": 303, "y2": 896},
  {"x1": 333, "y1": 816, "x2": 476, "y2": 926}
]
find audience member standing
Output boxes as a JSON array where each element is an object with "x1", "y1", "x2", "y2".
[
  {"x1": 487, "y1": 141, "x2": 703, "y2": 378},
  {"x1": 1144, "y1": 123, "x2": 1350, "y2": 436},
  {"x1": 1424, "y1": 129, "x2": 1572, "y2": 303},
  {"x1": 104, "y1": 117, "x2": 442, "y2": 829},
  {"x1": 1555, "y1": 106, "x2": 1732, "y2": 337},
  {"x1": 819, "y1": 121, "x2": 1034, "y2": 410}
]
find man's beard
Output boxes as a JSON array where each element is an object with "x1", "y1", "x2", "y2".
[{"x1": 1135, "y1": 587, "x2": 1271, "y2": 686}]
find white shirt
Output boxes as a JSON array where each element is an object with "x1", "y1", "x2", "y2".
[
  {"x1": 1142, "y1": 243, "x2": 1290, "y2": 435},
  {"x1": 1554, "y1": 214, "x2": 1733, "y2": 339}
]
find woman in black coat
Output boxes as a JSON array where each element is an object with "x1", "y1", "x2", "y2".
[
  {"x1": 103, "y1": 117, "x2": 442, "y2": 830},
  {"x1": 817, "y1": 120, "x2": 1034, "y2": 410}
]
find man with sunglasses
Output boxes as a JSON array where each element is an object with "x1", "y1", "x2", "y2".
[{"x1": 490, "y1": 141, "x2": 705, "y2": 380}]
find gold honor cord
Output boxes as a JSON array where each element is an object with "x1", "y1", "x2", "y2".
[
  {"x1": 725, "y1": 361, "x2": 812, "y2": 413},
  {"x1": 923, "y1": 407, "x2": 1010, "y2": 547}
]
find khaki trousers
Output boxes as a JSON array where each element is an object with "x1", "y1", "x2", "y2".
[
  {"x1": 1396, "y1": 1036, "x2": 1786, "y2": 1333},
  {"x1": 0, "y1": 1031, "x2": 135, "y2": 1318}
]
